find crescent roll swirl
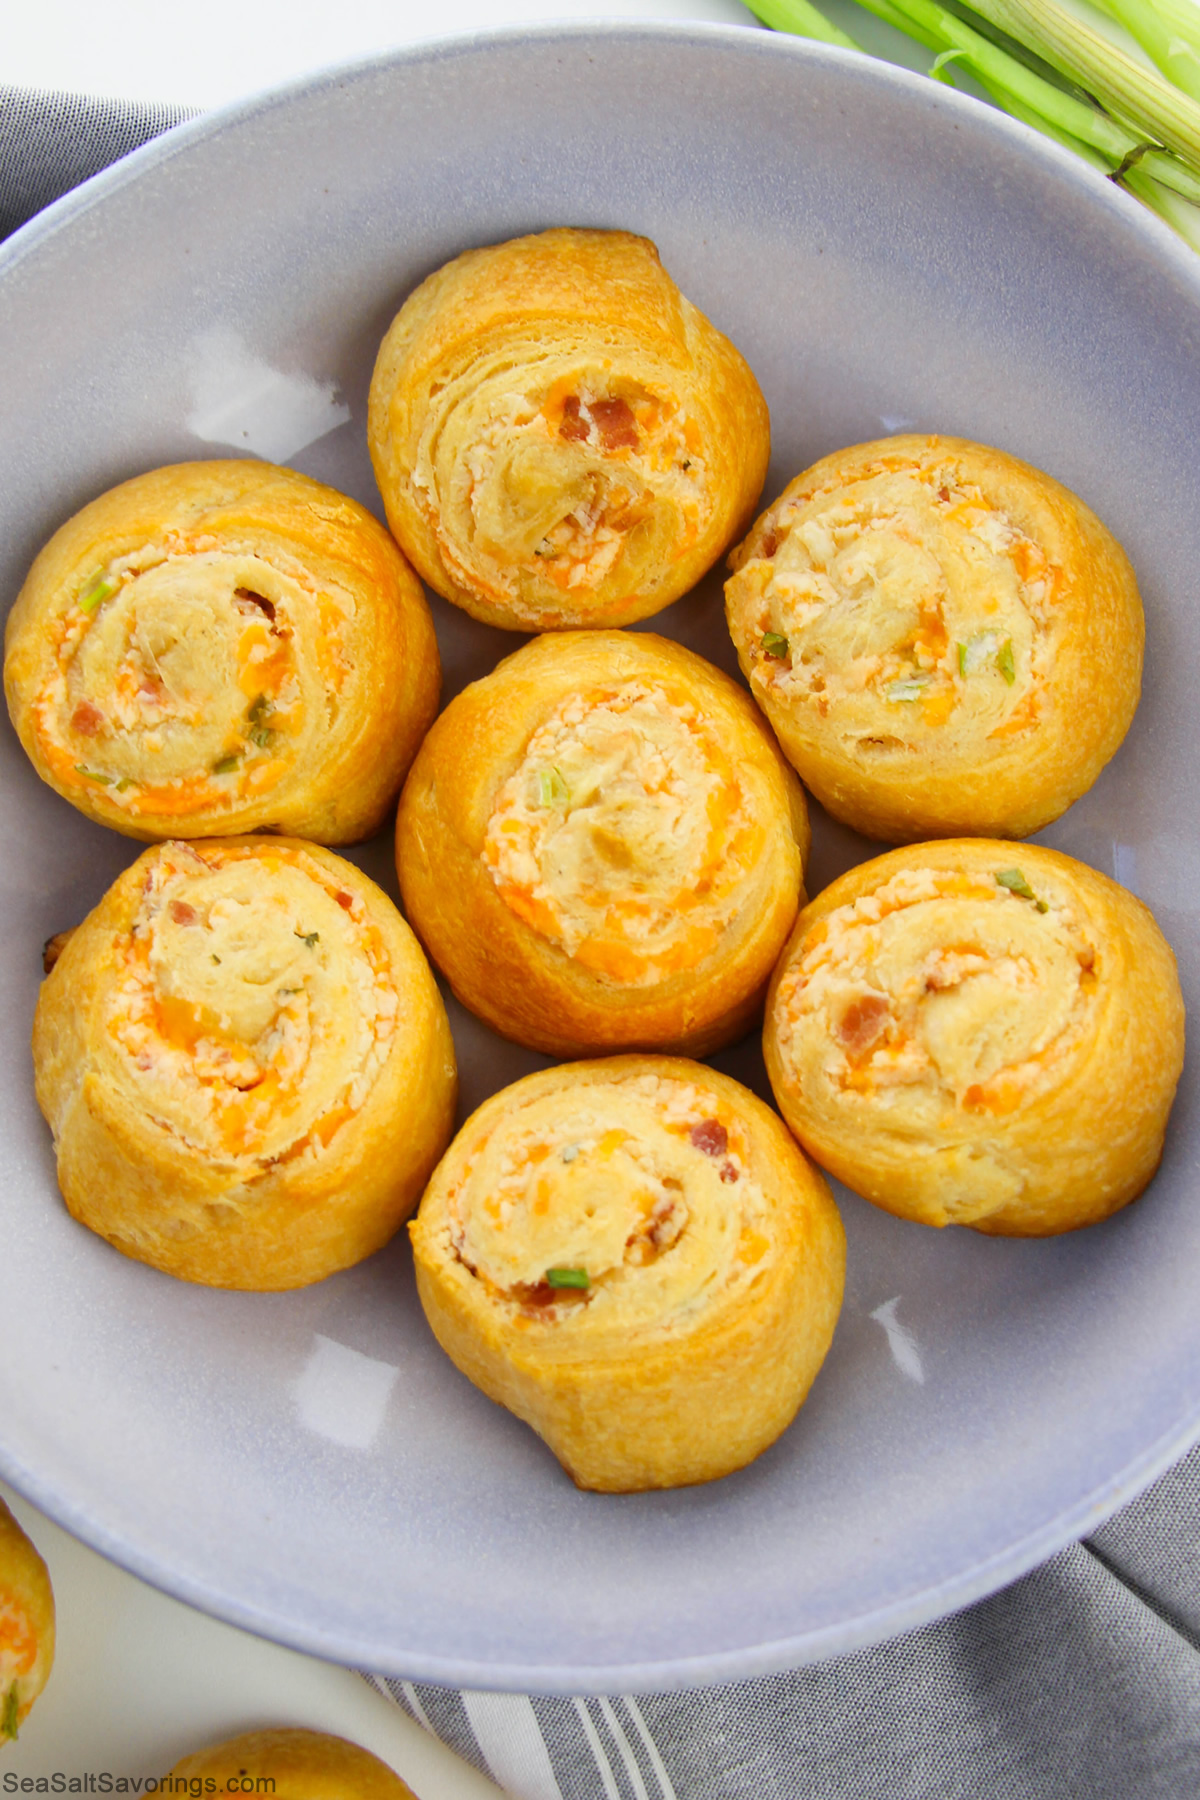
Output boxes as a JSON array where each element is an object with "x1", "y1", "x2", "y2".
[
  {"x1": 170, "y1": 1728, "x2": 416, "y2": 1797},
  {"x1": 726, "y1": 436, "x2": 1143, "y2": 840},
  {"x1": 396, "y1": 631, "x2": 809, "y2": 1057},
  {"x1": 412, "y1": 1057, "x2": 845, "y2": 1491},
  {"x1": 32, "y1": 838, "x2": 456, "y2": 1288},
  {"x1": 368, "y1": 228, "x2": 770, "y2": 631},
  {"x1": 4, "y1": 461, "x2": 440, "y2": 843},
  {"x1": 0, "y1": 1498, "x2": 54, "y2": 1744},
  {"x1": 764, "y1": 842, "x2": 1184, "y2": 1235}
]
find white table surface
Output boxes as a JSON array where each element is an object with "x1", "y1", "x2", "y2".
[{"x1": 0, "y1": 0, "x2": 934, "y2": 1785}]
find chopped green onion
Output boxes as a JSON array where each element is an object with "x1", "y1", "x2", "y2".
[
  {"x1": 537, "y1": 767, "x2": 570, "y2": 808},
  {"x1": 296, "y1": 930, "x2": 320, "y2": 948},
  {"x1": 996, "y1": 867, "x2": 1050, "y2": 911},
  {"x1": 247, "y1": 694, "x2": 274, "y2": 748},
  {"x1": 887, "y1": 673, "x2": 933, "y2": 702},
  {"x1": 2, "y1": 1682, "x2": 18, "y2": 1740},
  {"x1": 762, "y1": 630, "x2": 791, "y2": 658},
  {"x1": 212, "y1": 954, "x2": 221, "y2": 964},
  {"x1": 997, "y1": 639, "x2": 1017, "y2": 684},
  {"x1": 79, "y1": 570, "x2": 117, "y2": 614},
  {"x1": 114, "y1": 778, "x2": 132, "y2": 793},
  {"x1": 745, "y1": 0, "x2": 1200, "y2": 252},
  {"x1": 545, "y1": 1267, "x2": 589, "y2": 1289},
  {"x1": 73, "y1": 765, "x2": 112, "y2": 785},
  {"x1": 212, "y1": 754, "x2": 241, "y2": 775}
]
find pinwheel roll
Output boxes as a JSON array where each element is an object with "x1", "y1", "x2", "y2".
[
  {"x1": 4, "y1": 460, "x2": 440, "y2": 843},
  {"x1": 396, "y1": 631, "x2": 809, "y2": 1057},
  {"x1": 33, "y1": 838, "x2": 456, "y2": 1288},
  {"x1": 0, "y1": 1498, "x2": 54, "y2": 1744},
  {"x1": 368, "y1": 228, "x2": 770, "y2": 631},
  {"x1": 726, "y1": 436, "x2": 1143, "y2": 841},
  {"x1": 170, "y1": 1728, "x2": 416, "y2": 1797},
  {"x1": 764, "y1": 842, "x2": 1184, "y2": 1235},
  {"x1": 413, "y1": 1057, "x2": 845, "y2": 1491}
]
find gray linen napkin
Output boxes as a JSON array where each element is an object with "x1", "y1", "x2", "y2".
[{"x1": 4, "y1": 82, "x2": 1198, "y2": 1800}]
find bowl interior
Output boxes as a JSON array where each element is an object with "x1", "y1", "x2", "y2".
[{"x1": 0, "y1": 23, "x2": 1197, "y2": 1690}]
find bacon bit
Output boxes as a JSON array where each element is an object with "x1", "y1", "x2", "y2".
[
  {"x1": 42, "y1": 929, "x2": 74, "y2": 975},
  {"x1": 760, "y1": 528, "x2": 779, "y2": 558},
  {"x1": 522, "y1": 1282, "x2": 559, "y2": 1309},
  {"x1": 335, "y1": 890, "x2": 354, "y2": 910},
  {"x1": 690, "y1": 1119, "x2": 728, "y2": 1157},
  {"x1": 168, "y1": 900, "x2": 198, "y2": 925},
  {"x1": 837, "y1": 993, "x2": 890, "y2": 1053},
  {"x1": 719, "y1": 1162, "x2": 739, "y2": 1184},
  {"x1": 591, "y1": 397, "x2": 639, "y2": 451},
  {"x1": 234, "y1": 587, "x2": 276, "y2": 621},
  {"x1": 938, "y1": 485, "x2": 951, "y2": 502},
  {"x1": 558, "y1": 396, "x2": 590, "y2": 443},
  {"x1": 71, "y1": 698, "x2": 106, "y2": 736}
]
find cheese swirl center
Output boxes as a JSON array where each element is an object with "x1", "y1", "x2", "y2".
[
  {"x1": 776, "y1": 867, "x2": 1097, "y2": 1119},
  {"x1": 108, "y1": 843, "x2": 395, "y2": 1163},
  {"x1": 742, "y1": 462, "x2": 1052, "y2": 746},
  {"x1": 482, "y1": 683, "x2": 752, "y2": 985}
]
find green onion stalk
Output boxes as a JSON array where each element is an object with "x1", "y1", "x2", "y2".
[{"x1": 746, "y1": 0, "x2": 1200, "y2": 251}]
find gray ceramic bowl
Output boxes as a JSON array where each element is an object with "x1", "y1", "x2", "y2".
[{"x1": 0, "y1": 22, "x2": 1196, "y2": 1692}]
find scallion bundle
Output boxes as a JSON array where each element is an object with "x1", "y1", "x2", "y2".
[{"x1": 748, "y1": 0, "x2": 1200, "y2": 250}]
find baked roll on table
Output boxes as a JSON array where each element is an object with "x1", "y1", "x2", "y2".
[
  {"x1": 4, "y1": 460, "x2": 440, "y2": 843},
  {"x1": 412, "y1": 1057, "x2": 845, "y2": 1491},
  {"x1": 33, "y1": 839, "x2": 456, "y2": 1288},
  {"x1": 725, "y1": 435, "x2": 1143, "y2": 841},
  {"x1": 170, "y1": 1728, "x2": 416, "y2": 1796},
  {"x1": 368, "y1": 227, "x2": 770, "y2": 631},
  {"x1": 764, "y1": 841, "x2": 1184, "y2": 1235},
  {"x1": 396, "y1": 631, "x2": 809, "y2": 1057},
  {"x1": 0, "y1": 1497, "x2": 54, "y2": 1743}
]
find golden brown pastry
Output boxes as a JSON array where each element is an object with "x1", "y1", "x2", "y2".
[
  {"x1": 368, "y1": 227, "x2": 770, "y2": 630},
  {"x1": 33, "y1": 838, "x2": 456, "y2": 1288},
  {"x1": 4, "y1": 460, "x2": 440, "y2": 843},
  {"x1": 764, "y1": 841, "x2": 1184, "y2": 1235},
  {"x1": 170, "y1": 1727, "x2": 415, "y2": 1796},
  {"x1": 0, "y1": 1497, "x2": 54, "y2": 1744},
  {"x1": 412, "y1": 1056, "x2": 845, "y2": 1491},
  {"x1": 726, "y1": 435, "x2": 1143, "y2": 841},
  {"x1": 396, "y1": 631, "x2": 809, "y2": 1057}
]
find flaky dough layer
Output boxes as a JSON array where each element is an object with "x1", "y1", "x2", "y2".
[
  {"x1": 764, "y1": 841, "x2": 1184, "y2": 1235},
  {"x1": 33, "y1": 838, "x2": 456, "y2": 1288},
  {"x1": 412, "y1": 1056, "x2": 845, "y2": 1491},
  {"x1": 726, "y1": 436, "x2": 1143, "y2": 840},
  {"x1": 369, "y1": 228, "x2": 770, "y2": 630},
  {"x1": 396, "y1": 631, "x2": 809, "y2": 1057},
  {"x1": 4, "y1": 460, "x2": 440, "y2": 843}
]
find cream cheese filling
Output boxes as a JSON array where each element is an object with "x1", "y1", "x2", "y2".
[
  {"x1": 108, "y1": 843, "x2": 395, "y2": 1166},
  {"x1": 735, "y1": 463, "x2": 1053, "y2": 751},
  {"x1": 447, "y1": 1075, "x2": 772, "y2": 1334},
  {"x1": 776, "y1": 867, "x2": 1097, "y2": 1123},
  {"x1": 424, "y1": 366, "x2": 704, "y2": 602},
  {"x1": 482, "y1": 682, "x2": 752, "y2": 985},
  {"x1": 35, "y1": 542, "x2": 355, "y2": 815}
]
